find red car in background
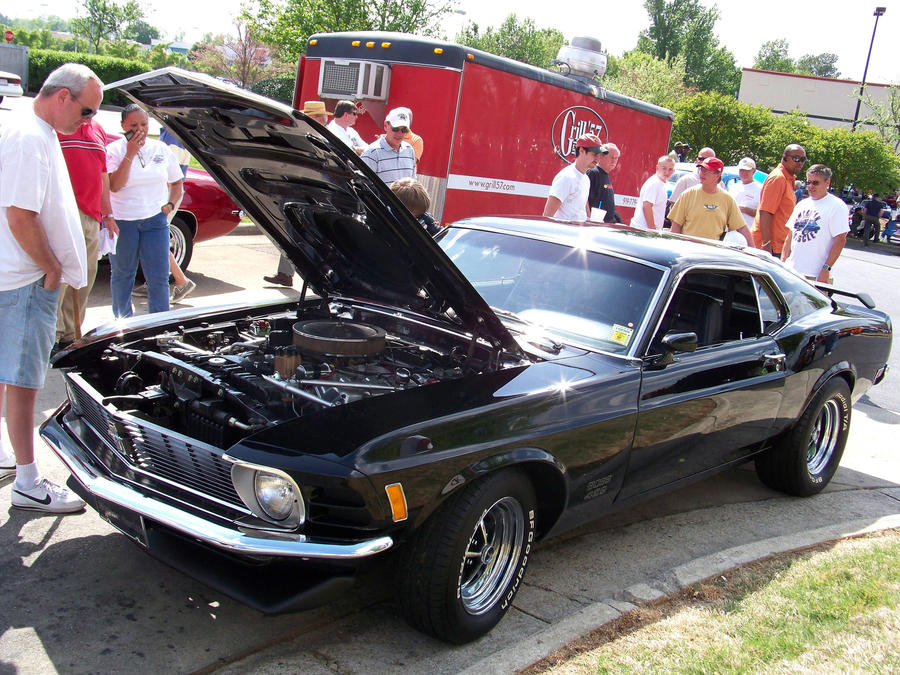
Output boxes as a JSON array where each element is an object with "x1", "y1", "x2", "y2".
[
  {"x1": 103, "y1": 130, "x2": 242, "y2": 270},
  {"x1": 174, "y1": 167, "x2": 242, "y2": 269}
]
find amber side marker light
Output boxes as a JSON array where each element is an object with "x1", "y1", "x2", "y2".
[
  {"x1": 308, "y1": 39, "x2": 317, "y2": 46},
  {"x1": 385, "y1": 483, "x2": 408, "y2": 522},
  {"x1": 434, "y1": 48, "x2": 443, "y2": 55},
  {"x1": 366, "y1": 41, "x2": 375, "y2": 48},
  {"x1": 381, "y1": 42, "x2": 391, "y2": 48},
  {"x1": 351, "y1": 40, "x2": 361, "y2": 47}
]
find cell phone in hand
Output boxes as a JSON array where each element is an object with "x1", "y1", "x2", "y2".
[{"x1": 123, "y1": 130, "x2": 135, "y2": 140}]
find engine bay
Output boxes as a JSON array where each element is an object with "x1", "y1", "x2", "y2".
[{"x1": 69, "y1": 302, "x2": 518, "y2": 449}]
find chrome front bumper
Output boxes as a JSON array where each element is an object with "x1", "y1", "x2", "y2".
[{"x1": 41, "y1": 414, "x2": 394, "y2": 560}]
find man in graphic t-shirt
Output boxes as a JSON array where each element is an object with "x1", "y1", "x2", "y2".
[{"x1": 781, "y1": 164, "x2": 849, "y2": 283}]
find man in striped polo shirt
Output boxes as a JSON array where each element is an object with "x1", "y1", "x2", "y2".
[
  {"x1": 55, "y1": 116, "x2": 118, "y2": 349},
  {"x1": 360, "y1": 107, "x2": 416, "y2": 185}
]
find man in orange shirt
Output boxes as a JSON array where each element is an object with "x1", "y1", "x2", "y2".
[{"x1": 752, "y1": 144, "x2": 806, "y2": 256}]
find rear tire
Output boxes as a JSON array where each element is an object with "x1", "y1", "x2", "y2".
[
  {"x1": 170, "y1": 215, "x2": 194, "y2": 271},
  {"x1": 755, "y1": 379, "x2": 850, "y2": 496},
  {"x1": 397, "y1": 469, "x2": 536, "y2": 643}
]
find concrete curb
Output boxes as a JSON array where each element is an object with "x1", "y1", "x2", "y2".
[{"x1": 463, "y1": 513, "x2": 900, "y2": 674}]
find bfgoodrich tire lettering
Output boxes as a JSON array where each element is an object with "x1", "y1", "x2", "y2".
[
  {"x1": 397, "y1": 469, "x2": 537, "y2": 644},
  {"x1": 755, "y1": 378, "x2": 851, "y2": 497}
]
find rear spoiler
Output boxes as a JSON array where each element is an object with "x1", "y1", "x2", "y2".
[{"x1": 813, "y1": 281, "x2": 876, "y2": 309}]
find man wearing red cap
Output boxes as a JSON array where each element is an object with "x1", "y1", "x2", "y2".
[
  {"x1": 543, "y1": 134, "x2": 605, "y2": 221},
  {"x1": 669, "y1": 157, "x2": 753, "y2": 245}
]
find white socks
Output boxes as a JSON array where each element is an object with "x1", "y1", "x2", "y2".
[{"x1": 14, "y1": 461, "x2": 40, "y2": 490}]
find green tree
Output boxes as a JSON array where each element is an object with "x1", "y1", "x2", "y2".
[
  {"x1": 860, "y1": 85, "x2": 900, "y2": 152},
  {"x1": 795, "y1": 53, "x2": 840, "y2": 78},
  {"x1": 604, "y1": 50, "x2": 691, "y2": 108},
  {"x1": 753, "y1": 39, "x2": 794, "y2": 72},
  {"x1": 71, "y1": 0, "x2": 143, "y2": 53},
  {"x1": 670, "y1": 92, "x2": 774, "y2": 165},
  {"x1": 125, "y1": 19, "x2": 161, "y2": 45},
  {"x1": 455, "y1": 14, "x2": 564, "y2": 69},
  {"x1": 244, "y1": 0, "x2": 454, "y2": 63},
  {"x1": 635, "y1": 0, "x2": 738, "y2": 95},
  {"x1": 670, "y1": 92, "x2": 900, "y2": 193}
]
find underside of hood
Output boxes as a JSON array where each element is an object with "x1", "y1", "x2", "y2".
[{"x1": 108, "y1": 67, "x2": 520, "y2": 355}]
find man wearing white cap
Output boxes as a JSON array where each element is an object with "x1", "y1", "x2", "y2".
[
  {"x1": 360, "y1": 108, "x2": 416, "y2": 185},
  {"x1": 726, "y1": 157, "x2": 761, "y2": 245}
]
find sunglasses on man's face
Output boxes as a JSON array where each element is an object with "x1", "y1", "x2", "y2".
[
  {"x1": 390, "y1": 126, "x2": 409, "y2": 133},
  {"x1": 68, "y1": 89, "x2": 98, "y2": 118},
  {"x1": 787, "y1": 155, "x2": 807, "y2": 163}
]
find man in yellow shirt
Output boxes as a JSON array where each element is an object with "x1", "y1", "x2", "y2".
[{"x1": 669, "y1": 157, "x2": 753, "y2": 245}]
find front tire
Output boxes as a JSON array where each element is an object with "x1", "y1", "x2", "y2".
[
  {"x1": 397, "y1": 470, "x2": 537, "y2": 643},
  {"x1": 755, "y1": 379, "x2": 851, "y2": 496}
]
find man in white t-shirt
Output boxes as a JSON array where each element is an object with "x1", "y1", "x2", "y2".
[
  {"x1": 0, "y1": 63, "x2": 99, "y2": 514},
  {"x1": 326, "y1": 100, "x2": 366, "y2": 155},
  {"x1": 724, "y1": 156, "x2": 761, "y2": 245},
  {"x1": 781, "y1": 164, "x2": 849, "y2": 283},
  {"x1": 631, "y1": 155, "x2": 675, "y2": 230},
  {"x1": 543, "y1": 134, "x2": 605, "y2": 222}
]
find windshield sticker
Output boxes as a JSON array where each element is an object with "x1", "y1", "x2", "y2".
[{"x1": 610, "y1": 323, "x2": 634, "y2": 346}]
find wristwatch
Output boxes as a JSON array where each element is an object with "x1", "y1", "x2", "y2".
[{"x1": 822, "y1": 263, "x2": 832, "y2": 272}]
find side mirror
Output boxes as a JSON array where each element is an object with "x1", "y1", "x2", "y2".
[
  {"x1": 661, "y1": 331, "x2": 698, "y2": 353},
  {"x1": 648, "y1": 331, "x2": 698, "y2": 368}
]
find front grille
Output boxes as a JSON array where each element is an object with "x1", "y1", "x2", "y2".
[{"x1": 65, "y1": 372, "x2": 246, "y2": 512}]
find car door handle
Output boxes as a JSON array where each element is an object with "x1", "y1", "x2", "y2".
[{"x1": 762, "y1": 352, "x2": 786, "y2": 370}]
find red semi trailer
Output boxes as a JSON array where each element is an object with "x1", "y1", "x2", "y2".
[{"x1": 295, "y1": 32, "x2": 673, "y2": 224}]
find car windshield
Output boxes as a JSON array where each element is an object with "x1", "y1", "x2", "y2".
[{"x1": 438, "y1": 228, "x2": 664, "y2": 354}]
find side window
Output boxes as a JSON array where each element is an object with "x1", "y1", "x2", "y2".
[
  {"x1": 651, "y1": 270, "x2": 763, "y2": 352},
  {"x1": 754, "y1": 276, "x2": 788, "y2": 333}
]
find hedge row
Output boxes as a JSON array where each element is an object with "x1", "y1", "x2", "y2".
[
  {"x1": 28, "y1": 49, "x2": 150, "y2": 107},
  {"x1": 250, "y1": 75, "x2": 296, "y2": 106}
]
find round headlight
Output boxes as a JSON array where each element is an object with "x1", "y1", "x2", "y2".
[{"x1": 254, "y1": 472, "x2": 296, "y2": 521}]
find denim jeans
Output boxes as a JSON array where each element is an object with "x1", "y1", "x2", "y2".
[
  {"x1": 109, "y1": 211, "x2": 170, "y2": 318},
  {"x1": 0, "y1": 277, "x2": 60, "y2": 388}
]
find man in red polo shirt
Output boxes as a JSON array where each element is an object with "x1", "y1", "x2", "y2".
[
  {"x1": 752, "y1": 144, "x2": 806, "y2": 256},
  {"x1": 55, "y1": 118, "x2": 119, "y2": 348}
]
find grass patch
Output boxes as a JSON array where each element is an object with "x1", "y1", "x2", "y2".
[{"x1": 525, "y1": 530, "x2": 900, "y2": 674}]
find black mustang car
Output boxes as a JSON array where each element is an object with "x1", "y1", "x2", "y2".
[{"x1": 41, "y1": 69, "x2": 892, "y2": 644}]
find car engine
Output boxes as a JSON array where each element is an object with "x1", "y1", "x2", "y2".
[{"x1": 70, "y1": 304, "x2": 507, "y2": 449}]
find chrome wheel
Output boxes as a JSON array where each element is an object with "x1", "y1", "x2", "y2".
[
  {"x1": 169, "y1": 221, "x2": 188, "y2": 266},
  {"x1": 807, "y1": 397, "x2": 840, "y2": 475},
  {"x1": 459, "y1": 496, "x2": 525, "y2": 615}
]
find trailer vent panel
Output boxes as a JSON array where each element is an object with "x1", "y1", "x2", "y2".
[{"x1": 319, "y1": 60, "x2": 390, "y2": 101}]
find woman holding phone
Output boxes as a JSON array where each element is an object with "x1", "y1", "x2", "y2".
[{"x1": 106, "y1": 104, "x2": 183, "y2": 317}]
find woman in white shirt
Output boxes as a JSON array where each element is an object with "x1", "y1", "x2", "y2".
[{"x1": 107, "y1": 104, "x2": 183, "y2": 317}]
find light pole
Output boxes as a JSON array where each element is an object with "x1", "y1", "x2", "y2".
[{"x1": 852, "y1": 6, "x2": 886, "y2": 131}]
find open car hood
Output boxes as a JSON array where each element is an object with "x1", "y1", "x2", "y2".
[{"x1": 109, "y1": 68, "x2": 520, "y2": 355}]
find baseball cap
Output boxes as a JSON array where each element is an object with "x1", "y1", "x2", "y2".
[
  {"x1": 737, "y1": 157, "x2": 757, "y2": 171},
  {"x1": 385, "y1": 108, "x2": 411, "y2": 128},
  {"x1": 699, "y1": 157, "x2": 725, "y2": 172},
  {"x1": 576, "y1": 134, "x2": 608, "y2": 154}
]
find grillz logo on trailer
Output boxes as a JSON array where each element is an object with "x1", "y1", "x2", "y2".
[{"x1": 552, "y1": 106, "x2": 608, "y2": 163}]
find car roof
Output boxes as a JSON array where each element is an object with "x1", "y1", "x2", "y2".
[{"x1": 451, "y1": 216, "x2": 779, "y2": 275}]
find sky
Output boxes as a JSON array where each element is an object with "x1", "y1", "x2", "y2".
[{"x1": 19, "y1": 0, "x2": 900, "y2": 85}]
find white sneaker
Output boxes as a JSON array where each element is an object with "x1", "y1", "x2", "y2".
[
  {"x1": 170, "y1": 278, "x2": 196, "y2": 303},
  {"x1": 0, "y1": 465, "x2": 15, "y2": 481},
  {"x1": 132, "y1": 283, "x2": 149, "y2": 297},
  {"x1": 11, "y1": 477, "x2": 85, "y2": 514}
]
